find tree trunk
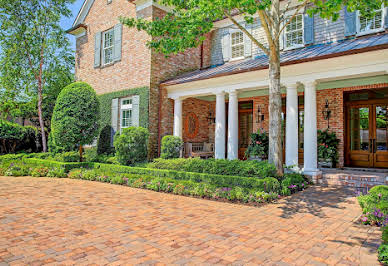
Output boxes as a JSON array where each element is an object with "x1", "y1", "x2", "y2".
[
  {"x1": 79, "y1": 145, "x2": 83, "y2": 162},
  {"x1": 267, "y1": 0, "x2": 283, "y2": 175},
  {"x1": 268, "y1": 55, "x2": 283, "y2": 175},
  {"x1": 37, "y1": 83, "x2": 47, "y2": 152}
]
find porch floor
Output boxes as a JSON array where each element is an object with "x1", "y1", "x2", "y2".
[{"x1": 320, "y1": 168, "x2": 388, "y2": 192}]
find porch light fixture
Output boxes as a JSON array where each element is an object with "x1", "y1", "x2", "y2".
[
  {"x1": 207, "y1": 109, "x2": 215, "y2": 125},
  {"x1": 256, "y1": 106, "x2": 265, "y2": 123},
  {"x1": 322, "y1": 99, "x2": 331, "y2": 128}
]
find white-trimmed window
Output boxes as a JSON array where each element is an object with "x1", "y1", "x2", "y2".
[
  {"x1": 121, "y1": 98, "x2": 133, "y2": 130},
  {"x1": 285, "y1": 14, "x2": 304, "y2": 49},
  {"x1": 103, "y1": 28, "x2": 114, "y2": 65},
  {"x1": 231, "y1": 31, "x2": 245, "y2": 60},
  {"x1": 357, "y1": 7, "x2": 385, "y2": 35}
]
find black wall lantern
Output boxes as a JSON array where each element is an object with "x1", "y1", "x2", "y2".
[
  {"x1": 322, "y1": 99, "x2": 332, "y2": 128},
  {"x1": 207, "y1": 109, "x2": 215, "y2": 125},
  {"x1": 256, "y1": 106, "x2": 265, "y2": 123}
]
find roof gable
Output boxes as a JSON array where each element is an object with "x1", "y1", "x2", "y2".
[{"x1": 73, "y1": 0, "x2": 95, "y2": 27}]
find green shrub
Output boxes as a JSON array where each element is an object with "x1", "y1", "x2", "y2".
[
  {"x1": 51, "y1": 82, "x2": 100, "y2": 159},
  {"x1": 0, "y1": 120, "x2": 37, "y2": 154},
  {"x1": 84, "y1": 148, "x2": 111, "y2": 163},
  {"x1": 161, "y1": 135, "x2": 183, "y2": 159},
  {"x1": 54, "y1": 151, "x2": 80, "y2": 162},
  {"x1": 148, "y1": 158, "x2": 277, "y2": 178},
  {"x1": 378, "y1": 244, "x2": 388, "y2": 265},
  {"x1": 4, "y1": 163, "x2": 31, "y2": 177},
  {"x1": 106, "y1": 156, "x2": 119, "y2": 164},
  {"x1": 47, "y1": 168, "x2": 67, "y2": 178},
  {"x1": 31, "y1": 167, "x2": 49, "y2": 177},
  {"x1": 383, "y1": 226, "x2": 388, "y2": 244},
  {"x1": 358, "y1": 185, "x2": 388, "y2": 226},
  {"x1": 0, "y1": 153, "x2": 27, "y2": 164},
  {"x1": 22, "y1": 158, "x2": 91, "y2": 172},
  {"x1": 281, "y1": 173, "x2": 308, "y2": 195},
  {"x1": 68, "y1": 169, "x2": 83, "y2": 179},
  {"x1": 97, "y1": 125, "x2": 114, "y2": 155},
  {"x1": 114, "y1": 127, "x2": 149, "y2": 165}
]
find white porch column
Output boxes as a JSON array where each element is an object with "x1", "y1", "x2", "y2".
[
  {"x1": 303, "y1": 81, "x2": 321, "y2": 178},
  {"x1": 285, "y1": 84, "x2": 299, "y2": 169},
  {"x1": 215, "y1": 91, "x2": 226, "y2": 159},
  {"x1": 227, "y1": 90, "x2": 239, "y2": 160},
  {"x1": 173, "y1": 97, "x2": 183, "y2": 138}
]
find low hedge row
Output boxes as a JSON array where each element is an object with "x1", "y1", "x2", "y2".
[
  {"x1": 148, "y1": 158, "x2": 278, "y2": 178},
  {"x1": 93, "y1": 163, "x2": 281, "y2": 192},
  {"x1": 22, "y1": 158, "x2": 92, "y2": 172}
]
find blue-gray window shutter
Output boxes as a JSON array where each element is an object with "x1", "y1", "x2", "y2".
[
  {"x1": 94, "y1": 32, "x2": 102, "y2": 68},
  {"x1": 304, "y1": 14, "x2": 314, "y2": 45},
  {"x1": 385, "y1": 7, "x2": 388, "y2": 29},
  {"x1": 244, "y1": 23, "x2": 252, "y2": 58},
  {"x1": 114, "y1": 24, "x2": 122, "y2": 62},
  {"x1": 344, "y1": 8, "x2": 357, "y2": 37},
  {"x1": 222, "y1": 28, "x2": 231, "y2": 62},
  {"x1": 111, "y1": 98, "x2": 119, "y2": 146},
  {"x1": 132, "y1": 95, "x2": 140, "y2": 127}
]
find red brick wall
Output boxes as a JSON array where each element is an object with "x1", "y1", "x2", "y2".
[{"x1": 75, "y1": 0, "x2": 152, "y2": 95}]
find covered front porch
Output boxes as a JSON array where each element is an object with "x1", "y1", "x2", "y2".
[{"x1": 160, "y1": 44, "x2": 388, "y2": 180}]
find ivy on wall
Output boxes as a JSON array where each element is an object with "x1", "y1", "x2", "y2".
[{"x1": 98, "y1": 87, "x2": 150, "y2": 129}]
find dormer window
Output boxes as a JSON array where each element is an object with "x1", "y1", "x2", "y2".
[
  {"x1": 285, "y1": 14, "x2": 304, "y2": 49},
  {"x1": 231, "y1": 31, "x2": 245, "y2": 60},
  {"x1": 357, "y1": 7, "x2": 385, "y2": 35}
]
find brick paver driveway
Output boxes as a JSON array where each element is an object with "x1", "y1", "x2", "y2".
[{"x1": 0, "y1": 176, "x2": 381, "y2": 265}]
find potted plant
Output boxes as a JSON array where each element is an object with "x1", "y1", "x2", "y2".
[
  {"x1": 317, "y1": 130, "x2": 340, "y2": 168},
  {"x1": 245, "y1": 130, "x2": 269, "y2": 161}
]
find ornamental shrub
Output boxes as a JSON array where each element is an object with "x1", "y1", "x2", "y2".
[
  {"x1": 97, "y1": 125, "x2": 114, "y2": 155},
  {"x1": 114, "y1": 127, "x2": 149, "y2": 165},
  {"x1": 148, "y1": 158, "x2": 277, "y2": 178},
  {"x1": 51, "y1": 82, "x2": 100, "y2": 160},
  {"x1": 54, "y1": 151, "x2": 80, "y2": 162},
  {"x1": 161, "y1": 135, "x2": 183, "y2": 159},
  {"x1": 0, "y1": 120, "x2": 38, "y2": 154},
  {"x1": 378, "y1": 243, "x2": 388, "y2": 265},
  {"x1": 358, "y1": 185, "x2": 388, "y2": 226}
]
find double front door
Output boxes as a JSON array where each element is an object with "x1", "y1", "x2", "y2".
[{"x1": 346, "y1": 103, "x2": 388, "y2": 168}]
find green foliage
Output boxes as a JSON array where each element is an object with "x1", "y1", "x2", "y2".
[
  {"x1": 0, "y1": 119, "x2": 38, "y2": 154},
  {"x1": 98, "y1": 87, "x2": 149, "y2": 131},
  {"x1": 161, "y1": 135, "x2": 183, "y2": 159},
  {"x1": 358, "y1": 185, "x2": 388, "y2": 226},
  {"x1": 148, "y1": 158, "x2": 277, "y2": 178},
  {"x1": 383, "y1": 226, "x2": 388, "y2": 244},
  {"x1": 53, "y1": 151, "x2": 80, "y2": 163},
  {"x1": 31, "y1": 167, "x2": 49, "y2": 177},
  {"x1": 114, "y1": 127, "x2": 149, "y2": 165},
  {"x1": 84, "y1": 147, "x2": 112, "y2": 163},
  {"x1": 318, "y1": 130, "x2": 340, "y2": 166},
  {"x1": 281, "y1": 173, "x2": 309, "y2": 196},
  {"x1": 97, "y1": 125, "x2": 114, "y2": 155},
  {"x1": 51, "y1": 82, "x2": 100, "y2": 153},
  {"x1": 245, "y1": 130, "x2": 269, "y2": 159},
  {"x1": 378, "y1": 243, "x2": 388, "y2": 265},
  {"x1": 22, "y1": 158, "x2": 91, "y2": 173}
]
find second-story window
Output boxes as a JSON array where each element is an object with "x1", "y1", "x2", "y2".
[
  {"x1": 358, "y1": 7, "x2": 385, "y2": 34},
  {"x1": 103, "y1": 29, "x2": 114, "y2": 65},
  {"x1": 121, "y1": 98, "x2": 133, "y2": 130},
  {"x1": 285, "y1": 14, "x2": 304, "y2": 49},
  {"x1": 231, "y1": 31, "x2": 244, "y2": 59}
]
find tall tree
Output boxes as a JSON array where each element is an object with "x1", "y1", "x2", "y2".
[
  {"x1": 0, "y1": 0, "x2": 75, "y2": 152},
  {"x1": 121, "y1": 0, "x2": 386, "y2": 174}
]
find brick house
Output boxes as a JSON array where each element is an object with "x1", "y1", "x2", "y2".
[{"x1": 68, "y1": 0, "x2": 388, "y2": 177}]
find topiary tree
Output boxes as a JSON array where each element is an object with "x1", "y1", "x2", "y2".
[
  {"x1": 114, "y1": 127, "x2": 149, "y2": 165},
  {"x1": 97, "y1": 125, "x2": 114, "y2": 155},
  {"x1": 161, "y1": 135, "x2": 183, "y2": 159},
  {"x1": 51, "y1": 82, "x2": 100, "y2": 161}
]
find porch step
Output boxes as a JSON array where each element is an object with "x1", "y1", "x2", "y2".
[{"x1": 320, "y1": 169, "x2": 388, "y2": 191}]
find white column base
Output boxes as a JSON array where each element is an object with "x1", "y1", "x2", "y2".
[
  {"x1": 303, "y1": 168, "x2": 322, "y2": 184},
  {"x1": 215, "y1": 92, "x2": 226, "y2": 159}
]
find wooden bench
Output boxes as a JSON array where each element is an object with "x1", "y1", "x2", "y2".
[{"x1": 184, "y1": 143, "x2": 214, "y2": 159}]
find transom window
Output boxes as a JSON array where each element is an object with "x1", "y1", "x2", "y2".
[
  {"x1": 231, "y1": 31, "x2": 244, "y2": 59},
  {"x1": 121, "y1": 98, "x2": 133, "y2": 130},
  {"x1": 103, "y1": 29, "x2": 114, "y2": 65},
  {"x1": 358, "y1": 8, "x2": 385, "y2": 34},
  {"x1": 285, "y1": 14, "x2": 304, "y2": 49}
]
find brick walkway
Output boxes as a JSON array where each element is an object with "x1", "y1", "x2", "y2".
[{"x1": 0, "y1": 176, "x2": 382, "y2": 265}]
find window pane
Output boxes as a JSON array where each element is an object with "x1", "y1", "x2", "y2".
[
  {"x1": 231, "y1": 32, "x2": 244, "y2": 59},
  {"x1": 376, "y1": 106, "x2": 388, "y2": 151},
  {"x1": 285, "y1": 14, "x2": 303, "y2": 48},
  {"x1": 350, "y1": 107, "x2": 369, "y2": 151},
  {"x1": 359, "y1": 10, "x2": 383, "y2": 32}
]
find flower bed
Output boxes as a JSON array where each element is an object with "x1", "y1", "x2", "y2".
[{"x1": 0, "y1": 157, "x2": 309, "y2": 207}]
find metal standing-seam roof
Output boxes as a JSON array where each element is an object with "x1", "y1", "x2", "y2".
[{"x1": 162, "y1": 33, "x2": 388, "y2": 86}]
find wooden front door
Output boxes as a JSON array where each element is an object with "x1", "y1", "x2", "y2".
[
  {"x1": 238, "y1": 105, "x2": 253, "y2": 160},
  {"x1": 346, "y1": 102, "x2": 388, "y2": 168}
]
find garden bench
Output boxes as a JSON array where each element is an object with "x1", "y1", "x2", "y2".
[{"x1": 184, "y1": 142, "x2": 214, "y2": 159}]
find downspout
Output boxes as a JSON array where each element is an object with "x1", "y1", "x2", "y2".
[{"x1": 157, "y1": 84, "x2": 163, "y2": 156}]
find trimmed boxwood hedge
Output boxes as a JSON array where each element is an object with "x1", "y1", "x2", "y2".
[
  {"x1": 22, "y1": 158, "x2": 92, "y2": 172},
  {"x1": 93, "y1": 163, "x2": 280, "y2": 192}
]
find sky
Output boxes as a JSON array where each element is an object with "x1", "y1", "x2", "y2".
[{"x1": 60, "y1": 0, "x2": 85, "y2": 50}]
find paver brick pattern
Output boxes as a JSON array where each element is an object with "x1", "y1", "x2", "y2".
[{"x1": 0, "y1": 176, "x2": 381, "y2": 265}]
